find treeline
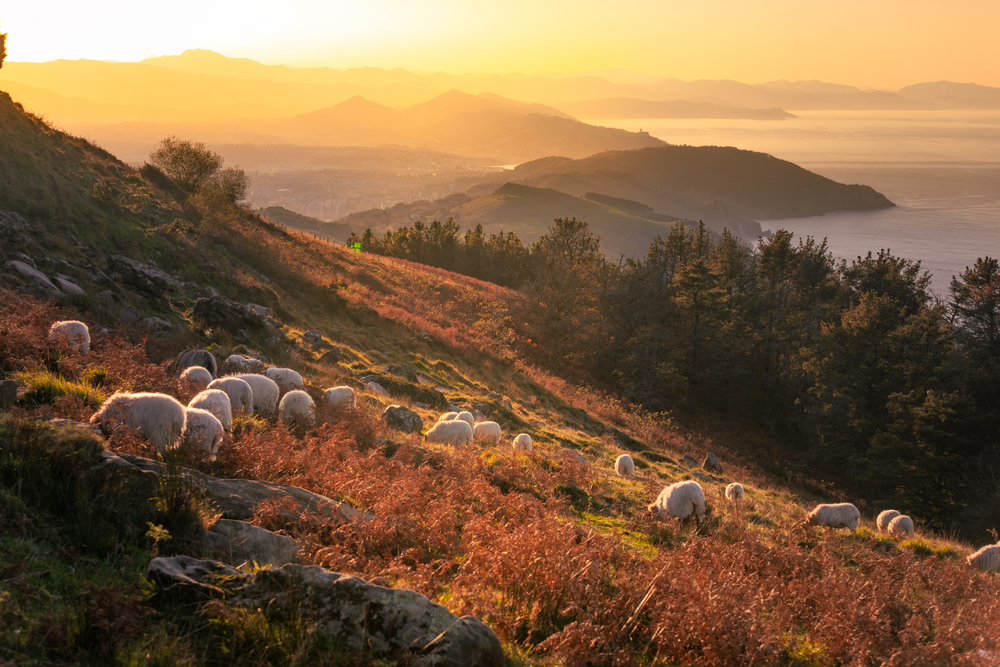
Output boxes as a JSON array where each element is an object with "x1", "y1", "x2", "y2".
[{"x1": 348, "y1": 217, "x2": 1000, "y2": 535}]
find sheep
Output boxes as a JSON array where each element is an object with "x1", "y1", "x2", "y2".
[
  {"x1": 725, "y1": 483, "x2": 745, "y2": 501},
  {"x1": 473, "y1": 421, "x2": 502, "y2": 445},
  {"x1": 220, "y1": 354, "x2": 264, "y2": 375},
  {"x1": 426, "y1": 419, "x2": 474, "y2": 446},
  {"x1": 887, "y1": 515, "x2": 915, "y2": 539},
  {"x1": 805, "y1": 503, "x2": 860, "y2": 530},
  {"x1": 189, "y1": 389, "x2": 233, "y2": 431},
  {"x1": 49, "y1": 320, "x2": 90, "y2": 353},
  {"x1": 208, "y1": 377, "x2": 254, "y2": 416},
  {"x1": 182, "y1": 407, "x2": 224, "y2": 461},
  {"x1": 615, "y1": 454, "x2": 635, "y2": 476},
  {"x1": 266, "y1": 367, "x2": 304, "y2": 395},
  {"x1": 176, "y1": 349, "x2": 218, "y2": 379},
  {"x1": 232, "y1": 373, "x2": 280, "y2": 417},
  {"x1": 967, "y1": 545, "x2": 1000, "y2": 572},
  {"x1": 877, "y1": 509, "x2": 902, "y2": 533},
  {"x1": 454, "y1": 411, "x2": 475, "y2": 428},
  {"x1": 559, "y1": 449, "x2": 588, "y2": 465},
  {"x1": 324, "y1": 386, "x2": 356, "y2": 409},
  {"x1": 178, "y1": 366, "x2": 213, "y2": 394},
  {"x1": 278, "y1": 390, "x2": 315, "y2": 431},
  {"x1": 512, "y1": 433, "x2": 533, "y2": 451},
  {"x1": 649, "y1": 480, "x2": 706, "y2": 525},
  {"x1": 438, "y1": 412, "x2": 458, "y2": 422},
  {"x1": 90, "y1": 392, "x2": 186, "y2": 455}
]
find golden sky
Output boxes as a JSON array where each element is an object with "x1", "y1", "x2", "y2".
[{"x1": 4, "y1": 0, "x2": 999, "y2": 88}]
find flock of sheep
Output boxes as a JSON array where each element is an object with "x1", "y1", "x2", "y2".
[{"x1": 47, "y1": 320, "x2": 1000, "y2": 575}]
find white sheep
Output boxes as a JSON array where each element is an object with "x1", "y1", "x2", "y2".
[
  {"x1": 266, "y1": 367, "x2": 304, "y2": 395},
  {"x1": 967, "y1": 545, "x2": 1000, "y2": 572},
  {"x1": 615, "y1": 454, "x2": 635, "y2": 476},
  {"x1": 473, "y1": 421, "x2": 502, "y2": 445},
  {"x1": 189, "y1": 389, "x2": 233, "y2": 431},
  {"x1": 220, "y1": 354, "x2": 264, "y2": 375},
  {"x1": 805, "y1": 503, "x2": 860, "y2": 530},
  {"x1": 454, "y1": 411, "x2": 475, "y2": 428},
  {"x1": 182, "y1": 407, "x2": 224, "y2": 461},
  {"x1": 176, "y1": 349, "x2": 217, "y2": 378},
  {"x1": 877, "y1": 509, "x2": 902, "y2": 533},
  {"x1": 649, "y1": 480, "x2": 706, "y2": 525},
  {"x1": 233, "y1": 373, "x2": 280, "y2": 417},
  {"x1": 438, "y1": 411, "x2": 458, "y2": 422},
  {"x1": 49, "y1": 320, "x2": 90, "y2": 353},
  {"x1": 887, "y1": 515, "x2": 915, "y2": 539},
  {"x1": 426, "y1": 420, "x2": 474, "y2": 446},
  {"x1": 178, "y1": 366, "x2": 213, "y2": 394},
  {"x1": 725, "y1": 483, "x2": 745, "y2": 501},
  {"x1": 278, "y1": 390, "x2": 315, "y2": 431},
  {"x1": 512, "y1": 433, "x2": 533, "y2": 451},
  {"x1": 90, "y1": 392, "x2": 186, "y2": 455},
  {"x1": 208, "y1": 377, "x2": 254, "y2": 416},
  {"x1": 559, "y1": 449, "x2": 588, "y2": 465},
  {"x1": 324, "y1": 386, "x2": 356, "y2": 409}
]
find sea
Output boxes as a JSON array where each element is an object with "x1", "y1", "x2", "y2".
[{"x1": 585, "y1": 111, "x2": 1000, "y2": 298}]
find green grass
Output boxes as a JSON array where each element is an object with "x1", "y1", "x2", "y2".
[{"x1": 13, "y1": 368, "x2": 103, "y2": 408}]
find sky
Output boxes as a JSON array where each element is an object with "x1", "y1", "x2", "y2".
[{"x1": 3, "y1": 0, "x2": 999, "y2": 89}]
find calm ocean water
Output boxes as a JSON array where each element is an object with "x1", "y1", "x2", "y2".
[{"x1": 587, "y1": 111, "x2": 1000, "y2": 297}]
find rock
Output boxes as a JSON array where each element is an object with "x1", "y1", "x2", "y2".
[
  {"x1": 487, "y1": 392, "x2": 501, "y2": 401},
  {"x1": 0, "y1": 380, "x2": 17, "y2": 410},
  {"x1": 192, "y1": 295, "x2": 267, "y2": 332},
  {"x1": 366, "y1": 381, "x2": 390, "y2": 398},
  {"x1": 12, "y1": 252, "x2": 35, "y2": 267},
  {"x1": 106, "y1": 255, "x2": 182, "y2": 298},
  {"x1": 96, "y1": 290, "x2": 140, "y2": 324},
  {"x1": 197, "y1": 286, "x2": 222, "y2": 299},
  {"x1": 248, "y1": 303, "x2": 271, "y2": 318},
  {"x1": 198, "y1": 519, "x2": 298, "y2": 568},
  {"x1": 148, "y1": 556, "x2": 504, "y2": 666},
  {"x1": 4, "y1": 260, "x2": 63, "y2": 299},
  {"x1": 117, "y1": 453, "x2": 372, "y2": 524},
  {"x1": 683, "y1": 454, "x2": 700, "y2": 467},
  {"x1": 382, "y1": 405, "x2": 423, "y2": 434},
  {"x1": 610, "y1": 428, "x2": 641, "y2": 452},
  {"x1": 142, "y1": 316, "x2": 172, "y2": 331},
  {"x1": 499, "y1": 400, "x2": 513, "y2": 412},
  {"x1": 85, "y1": 450, "x2": 159, "y2": 505},
  {"x1": 53, "y1": 276, "x2": 85, "y2": 296},
  {"x1": 39, "y1": 257, "x2": 77, "y2": 276},
  {"x1": 0, "y1": 210, "x2": 32, "y2": 239},
  {"x1": 302, "y1": 329, "x2": 324, "y2": 343},
  {"x1": 264, "y1": 336, "x2": 282, "y2": 348},
  {"x1": 81, "y1": 262, "x2": 120, "y2": 291},
  {"x1": 384, "y1": 363, "x2": 418, "y2": 383},
  {"x1": 266, "y1": 316, "x2": 284, "y2": 330},
  {"x1": 703, "y1": 451, "x2": 723, "y2": 473},
  {"x1": 692, "y1": 471, "x2": 713, "y2": 482},
  {"x1": 168, "y1": 296, "x2": 186, "y2": 308},
  {"x1": 234, "y1": 329, "x2": 251, "y2": 344},
  {"x1": 318, "y1": 349, "x2": 341, "y2": 366}
]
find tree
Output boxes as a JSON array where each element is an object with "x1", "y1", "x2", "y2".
[
  {"x1": 207, "y1": 167, "x2": 250, "y2": 204},
  {"x1": 950, "y1": 257, "x2": 1000, "y2": 358},
  {"x1": 148, "y1": 136, "x2": 224, "y2": 192},
  {"x1": 0, "y1": 22, "x2": 7, "y2": 70}
]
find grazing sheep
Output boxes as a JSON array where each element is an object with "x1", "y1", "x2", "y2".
[
  {"x1": 559, "y1": 449, "x2": 588, "y2": 465},
  {"x1": 877, "y1": 509, "x2": 902, "y2": 533},
  {"x1": 615, "y1": 454, "x2": 635, "y2": 476},
  {"x1": 189, "y1": 389, "x2": 233, "y2": 431},
  {"x1": 805, "y1": 503, "x2": 861, "y2": 530},
  {"x1": 266, "y1": 367, "x2": 304, "y2": 395},
  {"x1": 220, "y1": 354, "x2": 264, "y2": 375},
  {"x1": 426, "y1": 420, "x2": 474, "y2": 446},
  {"x1": 967, "y1": 545, "x2": 1000, "y2": 572},
  {"x1": 178, "y1": 366, "x2": 213, "y2": 394},
  {"x1": 454, "y1": 411, "x2": 475, "y2": 428},
  {"x1": 207, "y1": 377, "x2": 254, "y2": 416},
  {"x1": 473, "y1": 421, "x2": 502, "y2": 445},
  {"x1": 183, "y1": 407, "x2": 224, "y2": 461},
  {"x1": 438, "y1": 412, "x2": 458, "y2": 422},
  {"x1": 49, "y1": 320, "x2": 90, "y2": 354},
  {"x1": 176, "y1": 349, "x2": 217, "y2": 379},
  {"x1": 725, "y1": 483, "x2": 745, "y2": 501},
  {"x1": 649, "y1": 480, "x2": 706, "y2": 525},
  {"x1": 512, "y1": 433, "x2": 533, "y2": 451},
  {"x1": 278, "y1": 390, "x2": 315, "y2": 431},
  {"x1": 90, "y1": 392, "x2": 186, "y2": 455},
  {"x1": 324, "y1": 386, "x2": 356, "y2": 409},
  {"x1": 233, "y1": 373, "x2": 280, "y2": 417},
  {"x1": 887, "y1": 515, "x2": 915, "y2": 539}
]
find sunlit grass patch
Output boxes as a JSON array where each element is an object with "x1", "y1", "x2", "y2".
[{"x1": 13, "y1": 368, "x2": 103, "y2": 408}]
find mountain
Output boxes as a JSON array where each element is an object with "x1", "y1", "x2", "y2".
[
  {"x1": 559, "y1": 97, "x2": 796, "y2": 120},
  {"x1": 896, "y1": 81, "x2": 1000, "y2": 109}
]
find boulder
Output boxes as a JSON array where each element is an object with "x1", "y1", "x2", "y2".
[
  {"x1": 142, "y1": 316, "x2": 173, "y2": 332},
  {"x1": 318, "y1": 348, "x2": 342, "y2": 366},
  {"x1": 366, "y1": 381, "x2": 390, "y2": 398},
  {"x1": 12, "y1": 252, "x2": 35, "y2": 267},
  {"x1": 682, "y1": 454, "x2": 700, "y2": 467},
  {"x1": 0, "y1": 211, "x2": 32, "y2": 240},
  {"x1": 692, "y1": 471, "x2": 713, "y2": 482},
  {"x1": 192, "y1": 295, "x2": 267, "y2": 332},
  {"x1": 85, "y1": 450, "x2": 159, "y2": 505},
  {"x1": 96, "y1": 290, "x2": 140, "y2": 324},
  {"x1": 234, "y1": 329, "x2": 251, "y2": 344},
  {"x1": 147, "y1": 556, "x2": 505, "y2": 666},
  {"x1": 81, "y1": 262, "x2": 120, "y2": 291},
  {"x1": 703, "y1": 451, "x2": 723, "y2": 473},
  {"x1": 382, "y1": 405, "x2": 423, "y2": 434},
  {"x1": 53, "y1": 274, "x2": 86, "y2": 296},
  {"x1": 610, "y1": 428, "x2": 642, "y2": 452},
  {"x1": 384, "y1": 363, "x2": 418, "y2": 383},
  {"x1": 198, "y1": 519, "x2": 298, "y2": 568},
  {"x1": 264, "y1": 336, "x2": 282, "y2": 348},
  {"x1": 0, "y1": 380, "x2": 17, "y2": 410},
  {"x1": 4, "y1": 260, "x2": 62, "y2": 299},
  {"x1": 107, "y1": 255, "x2": 182, "y2": 298},
  {"x1": 247, "y1": 303, "x2": 271, "y2": 317}
]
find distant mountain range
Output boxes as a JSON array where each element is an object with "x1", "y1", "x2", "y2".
[{"x1": 558, "y1": 98, "x2": 796, "y2": 120}]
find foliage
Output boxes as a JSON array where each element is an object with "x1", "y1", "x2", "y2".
[
  {"x1": 148, "y1": 136, "x2": 223, "y2": 192},
  {"x1": 0, "y1": 21, "x2": 6, "y2": 70}
]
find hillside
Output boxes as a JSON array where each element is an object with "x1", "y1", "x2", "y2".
[
  {"x1": 559, "y1": 97, "x2": 797, "y2": 120},
  {"x1": 257, "y1": 205, "x2": 354, "y2": 242},
  {"x1": 2, "y1": 86, "x2": 1000, "y2": 665}
]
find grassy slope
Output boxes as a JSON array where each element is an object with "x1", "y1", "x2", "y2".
[{"x1": 1, "y1": 87, "x2": 1000, "y2": 665}]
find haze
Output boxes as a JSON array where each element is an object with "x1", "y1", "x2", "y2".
[{"x1": 4, "y1": 0, "x2": 1000, "y2": 89}]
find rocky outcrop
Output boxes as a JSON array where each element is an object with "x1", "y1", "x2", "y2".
[
  {"x1": 107, "y1": 255, "x2": 182, "y2": 299},
  {"x1": 703, "y1": 451, "x2": 723, "y2": 473},
  {"x1": 0, "y1": 211, "x2": 33, "y2": 245},
  {"x1": 382, "y1": 405, "x2": 423, "y2": 434},
  {"x1": 192, "y1": 295, "x2": 267, "y2": 332},
  {"x1": 4, "y1": 260, "x2": 63, "y2": 299},
  {"x1": 198, "y1": 519, "x2": 298, "y2": 568},
  {"x1": 148, "y1": 556, "x2": 505, "y2": 666}
]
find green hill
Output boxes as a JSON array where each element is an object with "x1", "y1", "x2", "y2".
[{"x1": 257, "y1": 205, "x2": 354, "y2": 242}]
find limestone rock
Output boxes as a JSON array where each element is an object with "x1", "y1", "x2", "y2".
[
  {"x1": 4, "y1": 260, "x2": 62, "y2": 299},
  {"x1": 147, "y1": 556, "x2": 505, "y2": 666},
  {"x1": 107, "y1": 254, "x2": 182, "y2": 297},
  {"x1": 703, "y1": 451, "x2": 723, "y2": 473},
  {"x1": 198, "y1": 519, "x2": 298, "y2": 568},
  {"x1": 192, "y1": 295, "x2": 266, "y2": 332},
  {"x1": 382, "y1": 405, "x2": 423, "y2": 434}
]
